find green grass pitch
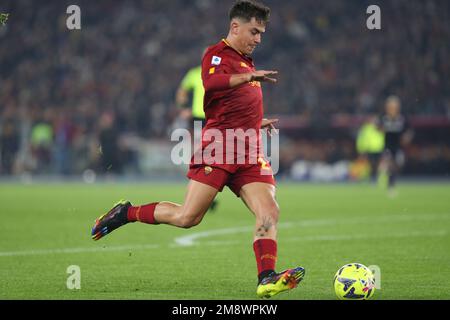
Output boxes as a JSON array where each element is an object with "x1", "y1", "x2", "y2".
[{"x1": 0, "y1": 182, "x2": 449, "y2": 299}]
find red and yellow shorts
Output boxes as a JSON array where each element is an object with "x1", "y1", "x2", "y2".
[{"x1": 187, "y1": 160, "x2": 276, "y2": 197}]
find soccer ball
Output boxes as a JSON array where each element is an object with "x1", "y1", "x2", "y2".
[{"x1": 333, "y1": 263, "x2": 376, "y2": 300}]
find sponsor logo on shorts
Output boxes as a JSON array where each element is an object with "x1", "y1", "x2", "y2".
[{"x1": 204, "y1": 166, "x2": 213, "y2": 175}]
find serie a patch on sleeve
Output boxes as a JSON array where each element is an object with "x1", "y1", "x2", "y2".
[{"x1": 211, "y1": 56, "x2": 222, "y2": 65}]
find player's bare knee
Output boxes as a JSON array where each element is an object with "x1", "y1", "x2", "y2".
[
  {"x1": 258, "y1": 201, "x2": 279, "y2": 223},
  {"x1": 179, "y1": 218, "x2": 195, "y2": 229},
  {"x1": 178, "y1": 214, "x2": 202, "y2": 229}
]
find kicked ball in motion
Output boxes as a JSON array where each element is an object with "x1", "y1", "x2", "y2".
[{"x1": 333, "y1": 263, "x2": 376, "y2": 300}]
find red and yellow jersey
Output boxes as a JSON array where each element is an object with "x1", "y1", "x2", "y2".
[
  {"x1": 188, "y1": 39, "x2": 274, "y2": 184},
  {"x1": 190, "y1": 39, "x2": 268, "y2": 172},
  {"x1": 201, "y1": 39, "x2": 263, "y2": 132}
]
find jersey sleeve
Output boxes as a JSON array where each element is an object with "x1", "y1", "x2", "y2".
[{"x1": 201, "y1": 50, "x2": 233, "y2": 92}]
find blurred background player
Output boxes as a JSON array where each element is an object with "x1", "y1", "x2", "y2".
[
  {"x1": 175, "y1": 62, "x2": 219, "y2": 212},
  {"x1": 175, "y1": 64, "x2": 205, "y2": 127},
  {"x1": 0, "y1": 120, "x2": 20, "y2": 175},
  {"x1": 97, "y1": 111, "x2": 123, "y2": 175},
  {"x1": 379, "y1": 95, "x2": 414, "y2": 195},
  {"x1": 356, "y1": 114, "x2": 385, "y2": 182}
]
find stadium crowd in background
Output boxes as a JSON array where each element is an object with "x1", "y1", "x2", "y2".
[{"x1": 0, "y1": 0, "x2": 449, "y2": 176}]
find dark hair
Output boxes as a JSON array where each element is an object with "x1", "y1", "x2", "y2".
[{"x1": 229, "y1": 0, "x2": 270, "y2": 24}]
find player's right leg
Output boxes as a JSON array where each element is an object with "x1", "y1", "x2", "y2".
[
  {"x1": 239, "y1": 182, "x2": 305, "y2": 298},
  {"x1": 91, "y1": 180, "x2": 218, "y2": 240}
]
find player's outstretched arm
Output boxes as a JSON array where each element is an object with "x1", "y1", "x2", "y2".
[
  {"x1": 203, "y1": 70, "x2": 278, "y2": 92},
  {"x1": 249, "y1": 70, "x2": 278, "y2": 83},
  {"x1": 229, "y1": 70, "x2": 278, "y2": 88}
]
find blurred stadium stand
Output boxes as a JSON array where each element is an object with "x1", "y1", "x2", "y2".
[{"x1": 0, "y1": 0, "x2": 449, "y2": 180}]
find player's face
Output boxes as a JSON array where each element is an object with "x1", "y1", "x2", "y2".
[
  {"x1": 235, "y1": 17, "x2": 266, "y2": 55},
  {"x1": 386, "y1": 101, "x2": 400, "y2": 117}
]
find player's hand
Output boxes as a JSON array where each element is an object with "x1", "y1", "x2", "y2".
[
  {"x1": 249, "y1": 70, "x2": 278, "y2": 83},
  {"x1": 261, "y1": 118, "x2": 279, "y2": 136}
]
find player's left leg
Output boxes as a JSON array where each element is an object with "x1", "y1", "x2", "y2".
[
  {"x1": 388, "y1": 158, "x2": 397, "y2": 189},
  {"x1": 239, "y1": 182, "x2": 305, "y2": 298},
  {"x1": 388, "y1": 149, "x2": 405, "y2": 196},
  {"x1": 91, "y1": 179, "x2": 218, "y2": 240}
]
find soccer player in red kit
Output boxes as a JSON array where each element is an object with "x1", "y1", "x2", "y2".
[{"x1": 91, "y1": 0, "x2": 305, "y2": 298}]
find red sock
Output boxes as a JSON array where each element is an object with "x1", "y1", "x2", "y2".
[
  {"x1": 127, "y1": 203, "x2": 159, "y2": 224},
  {"x1": 253, "y1": 239, "x2": 277, "y2": 276}
]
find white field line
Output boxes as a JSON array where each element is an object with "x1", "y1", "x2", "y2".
[
  {"x1": 197, "y1": 230, "x2": 448, "y2": 246},
  {"x1": 174, "y1": 213, "x2": 450, "y2": 246},
  {"x1": 0, "y1": 230, "x2": 446, "y2": 257},
  {"x1": 284, "y1": 229, "x2": 448, "y2": 242},
  {"x1": 197, "y1": 229, "x2": 448, "y2": 247},
  {"x1": 0, "y1": 213, "x2": 448, "y2": 257},
  {"x1": 0, "y1": 244, "x2": 160, "y2": 257}
]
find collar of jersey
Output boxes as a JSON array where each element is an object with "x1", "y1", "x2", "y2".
[{"x1": 222, "y1": 38, "x2": 246, "y2": 57}]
